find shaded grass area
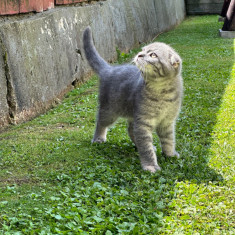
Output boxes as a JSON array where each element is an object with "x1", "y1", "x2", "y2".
[{"x1": 0, "y1": 16, "x2": 234, "y2": 233}]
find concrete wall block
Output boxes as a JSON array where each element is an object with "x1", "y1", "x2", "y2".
[
  {"x1": 153, "y1": 0, "x2": 186, "y2": 32},
  {"x1": 108, "y1": 0, "x2": 134, "y2": 52},
  {"x1": 131, "y1": 0, "x2": 159, "y2": 44},
  {"x1": 108, "y1": 0, "x2": 155, "y2": 51},
  {"x1": 0, "y1": 14, "x2": 79, "y2": 123},
  {"x1": 67, "y1": 4, "x2": 117, "y2": 81},
  {"x1": 175, "y1": 0, "x2": 187, "y2": 23}
]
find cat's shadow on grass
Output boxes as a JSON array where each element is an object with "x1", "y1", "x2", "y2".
[{"x1": 82, "y1": 136, "x2": 223, "y2": 185}]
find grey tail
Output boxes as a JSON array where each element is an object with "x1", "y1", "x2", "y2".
[{"x1": 83, "y1": 26, "x2": 110, "y2": 76}]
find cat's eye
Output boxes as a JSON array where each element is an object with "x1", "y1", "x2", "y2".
[{"x1": 150, "y1": 53, "x2": 157, "y2": 58}]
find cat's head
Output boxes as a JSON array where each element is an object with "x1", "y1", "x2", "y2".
[{"x1": 134, "y1": 42, "x2": 182, "y2": 81}]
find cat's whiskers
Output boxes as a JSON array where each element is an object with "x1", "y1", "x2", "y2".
[
  {"x1": 135, "y1": 59, "x2": 146, "y2": 73},
  {"x1": 130, "y1": 58, "x2": 135, "y2": 65},
  {"x1": 127, "y1": 58, "x2": 145, "y2": 78}
]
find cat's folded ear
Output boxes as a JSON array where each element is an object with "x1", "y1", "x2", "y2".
[{"x1": 169, "y1": 54, "x2": 181, "y2": 69}]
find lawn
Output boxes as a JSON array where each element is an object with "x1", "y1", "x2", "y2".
[{"x1": 0, "y1": 16, "x2": 234, "y2": 234}]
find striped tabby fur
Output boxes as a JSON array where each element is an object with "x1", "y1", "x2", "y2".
[{"x1": 83, "y1": 27, "x2": 183, "y2": 173}]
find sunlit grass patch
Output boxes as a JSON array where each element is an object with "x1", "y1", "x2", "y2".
[{"x1": 161, "y1": 38, "x2": 235, "y2": 234}]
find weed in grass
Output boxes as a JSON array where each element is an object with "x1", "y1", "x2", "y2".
[{"x1": 0, "y1": 16, "x2": 234, "y2": 234}]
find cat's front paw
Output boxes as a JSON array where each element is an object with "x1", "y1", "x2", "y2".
[
  {"x1": 142, "y1": 165, "x2": 161, "y2": 173},
  {"x1": 92, "y1": 137, "x2": 106, "y2": 143}
]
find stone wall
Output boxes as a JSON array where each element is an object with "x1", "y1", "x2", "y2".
[{"x1": 0, "y1": 0, "x2": 186, "y2": 130}]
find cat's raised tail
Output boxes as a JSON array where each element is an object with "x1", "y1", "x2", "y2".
[{"x1": 83, "y1": 26, "x2": 110, "y2": 76}]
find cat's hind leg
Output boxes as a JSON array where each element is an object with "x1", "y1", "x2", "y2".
[
  {"x1": 156, "y1": 123, "x2": 179, "y2": 158},
  {"x1": 134, "y1": 122, "x2": 161, "y2": 173},
  {"x1": 92, "y1": 109, "x2": 117, "y2": 143}
]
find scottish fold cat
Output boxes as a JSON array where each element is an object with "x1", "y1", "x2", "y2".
[{"x1": 83, "y1": 27, "x2": 183, "y2": 173}]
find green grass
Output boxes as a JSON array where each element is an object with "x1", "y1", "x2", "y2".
[{"x1": 0, "y1": 16, "x2": 234, "y2": 234}]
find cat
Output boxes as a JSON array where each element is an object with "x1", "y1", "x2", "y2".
[{"x1": 83, "y1": 26, "x2": 183, "y2": 173}]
